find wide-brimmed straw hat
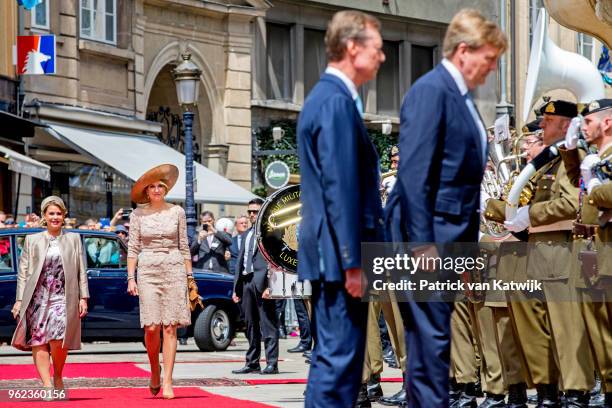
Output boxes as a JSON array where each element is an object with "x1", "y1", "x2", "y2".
[{"x1": 130, "y1": 164, "x2": 179, "y2": 204}]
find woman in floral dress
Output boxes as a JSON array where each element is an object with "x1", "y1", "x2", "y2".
[{"x1": 11, "y1": 196, "x2": 89, "y2": 394}]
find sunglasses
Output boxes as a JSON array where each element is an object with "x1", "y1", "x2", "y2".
[{"x1": 247, "y1": 209, "x2": 259, "y2": 214}]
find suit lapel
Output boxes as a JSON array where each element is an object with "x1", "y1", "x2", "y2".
[{"x1": 437, "y1": 64, "x2": 486, "y2": 168}]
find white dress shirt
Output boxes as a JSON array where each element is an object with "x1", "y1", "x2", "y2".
[{"x1": 325, "y1": 66, "x2": 359, "y2": 100}]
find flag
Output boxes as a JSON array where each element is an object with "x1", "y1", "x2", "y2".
[
  {"x1": 16, "y1": 35, "x2": 56, "y2": 75},
  {"x1": 17, "y1": 0, "x2": 43, "y2": 10},
  {"x1": 598, "y1": 46, "x2": 612, "y2": 86}
]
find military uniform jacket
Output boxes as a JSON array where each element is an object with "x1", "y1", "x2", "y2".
[
  {"x1": 561, "y1": 145, "x2": 612, "y2": 284},
  {"x1": 484, "y1": 158, "x2": 578, "y2": 280}
]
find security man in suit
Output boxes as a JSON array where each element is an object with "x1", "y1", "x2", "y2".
[
  {"x1": 559, "y1": 98, "x2": 612, "y2": 407},
  {"x1": 395, "y1": 9, "x2": 506, "y2": 407},
  {"x1": 502, "y1": 99, "x2": 594, "y2": 406},
  {"x1": 231, "y1": 198, "x2": 279, "y2": 375},
  {"x1": 296, "y1": 10, "x2": 385, "y2": 408}
]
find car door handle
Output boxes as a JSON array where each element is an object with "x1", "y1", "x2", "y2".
[{"x1": 87, "y1": 270, "x2": 100, "y2": 278}]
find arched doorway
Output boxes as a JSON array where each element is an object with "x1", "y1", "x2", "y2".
[{"x1": 145, "y1": 64, "x2": 213, "y2": 165}]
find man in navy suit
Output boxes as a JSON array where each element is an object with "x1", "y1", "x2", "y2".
[
  {"x1": 395, "y1": 9, "x2": 506, "y2": 408},
  {"x1": 297, "y1": 10, "x2": 385, "y2": 408}
]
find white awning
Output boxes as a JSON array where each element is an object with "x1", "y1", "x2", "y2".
[
  {"x1": 0, "y1": 144, "x2": 51, "y2": 181},
  {"x1": 47, "y1": 124, "x2": 255, "y2": 205}
]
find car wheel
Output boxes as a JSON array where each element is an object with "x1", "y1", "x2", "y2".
[{"x1": 194, "y1": 305, "x2": 233, "y2": 351}]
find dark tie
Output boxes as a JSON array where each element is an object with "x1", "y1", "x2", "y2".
[{"x1": 245, "y1": 230, "x2": 256, "y2": 274}]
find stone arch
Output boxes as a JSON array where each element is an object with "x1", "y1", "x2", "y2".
[{"x1": 143, "y1": 41, "x2": 225, "y2": 146}]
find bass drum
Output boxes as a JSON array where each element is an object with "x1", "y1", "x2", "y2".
[{"x1": 256, "y1": 184, "x2": 301, "y2": 274}]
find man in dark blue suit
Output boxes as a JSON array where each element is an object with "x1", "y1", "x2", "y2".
[
  {"x1": 297, "y1": 10, "x2": 385, "y2": 408},
  {"x1": 395, "y1": 9, "x2": 506, "y2": 408}
]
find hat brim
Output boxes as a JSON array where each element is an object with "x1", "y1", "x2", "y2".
[{"x1": 130, "y1": 164, "x2": 179, "y2": 204}]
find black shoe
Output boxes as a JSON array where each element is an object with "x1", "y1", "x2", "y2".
[
  {"x1": 478, "y1": 393, "x2": 506, "y2": 408},
  {"x1": 303, "y1": 350, "x2": 312, "y2": 359},
  {"x1": 178, "y1": 338, "x2": 187, "y2": 345},
  {"x1": 379, "y1": 387, "x2": 407, "y2": 406},
  {"x1": 536, "y1": 384, "x2": 560, "y2": 408},
  {"x1": 507, "y1": 383, "x2": 528, "y2": 408},
  {"x1": 588, "y1": 393, "x2": 605, "y2": 407},
  {"x1": 450, "y1": 378, "x2": 462, "y2": 407},
  {"x1": 305, "y1": 358, "x2": 311, "y2": 365},
  {"x1": 355, "y1": 384, "x2": 371, "y2": 408},
  {"x1": 452, "y1": 383, "x2": 477, "y2": 408},
  {"x1": 232, "y1": 365, "x2": 260, "y2": 374},
  {"x1": 367, "y1": 374, "x2": 382, "y2": 401},
  {"x1": 287, "y1": 344, "x2": 309, "y2": 353},
  {"x1": 604, "y1": 393, "x2": 611, "y2": 407},
  {"x1": 564, "y1": 390, "x2": 589, "y2": 408},
  {"x1": 261, "y1": 364, "x2": 279, "y2": 375}
]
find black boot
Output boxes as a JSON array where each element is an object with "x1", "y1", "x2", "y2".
[
  {"x1": 355, "y1": 383, "x2": 371, "y2": 408},
  {"x1": 379, "y1": 372, "x2": 407, "y2": 406},
  {"x1": 450, "y1": 378, "x2": 462, "y2": 407},
  {"x1": 478, "y1": 393, "x2": 506, "y2": 408},
  {"x1": 367, "y1": 373, "x2": 383, "y2": 401},
  {"x1": 453, "y1": 383, "x2": 477, "y2": 408},
  {"x1": 475, "y1": 378, "x2": 484, "y2": 398},
  {"x1": 507, "y1": 383, "x2": 528, "y2": 408},
  {"x1": 564, "y1": 390, "x2": 589, "y2": 408},
  {"x1": 588, "y1": 393, "x2": 605, "y2": 407},
  {"x1": 536, "y1": 384, "x2": 560, "y2": 408}
]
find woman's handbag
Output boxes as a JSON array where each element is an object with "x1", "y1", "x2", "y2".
[{"x1": 187, "y1": 276, "x2": 204, "y2": 312}]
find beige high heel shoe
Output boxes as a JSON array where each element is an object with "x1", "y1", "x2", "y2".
[{"x1": 149, "y1": 365, "x2": 161, "y2": 396}]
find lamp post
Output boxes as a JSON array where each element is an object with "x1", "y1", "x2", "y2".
[{"x1": 172, "y1": 53, "x2": 201, "y2": 245}]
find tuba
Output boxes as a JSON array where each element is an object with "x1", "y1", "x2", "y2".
[
  {"x1": 507, "y1": 8, "x2": 606, "y2": 221},
  {"x1": 481, "y1": 119, "x2": 526, "y2": 239}
]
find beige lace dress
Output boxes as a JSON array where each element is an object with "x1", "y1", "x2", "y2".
[{"x1": 127, "y1": 205, "x2": 191, "y2": 327}]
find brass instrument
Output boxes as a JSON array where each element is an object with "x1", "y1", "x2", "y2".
[
  {"x1": 380, "y1": 169, "x2": 398, "y2": 206},
  {"x1": 481, "y1": 126, "x2": 527, "y2": 239}
]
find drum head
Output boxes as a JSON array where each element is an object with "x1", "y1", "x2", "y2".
[{"x1": 256, "y1": 185, "x2": 300, "y2": 274}]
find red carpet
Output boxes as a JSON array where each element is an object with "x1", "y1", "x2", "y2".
[
  {"x1": 244, "y1": 377, "x2": 403, "y2": 385},
  {"x1": 0, "y1": 362, "x2": 149, "y2": 380},
  {"x1": 0, "y1": 387, "x2": 276, "y2": 407}
]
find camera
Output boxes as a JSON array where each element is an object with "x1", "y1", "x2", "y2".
[
  {"x1": 121, "y1": 209, "x2": 133, "y2": 220},
  {"x1": 202, "y1": 224, "x2": 209, "y2": 232}
]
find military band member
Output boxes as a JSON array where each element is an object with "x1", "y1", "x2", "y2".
[
  {"x1": 559, "y1": 98, "x2": 612, "y2": 407},
  {"x1": 502, "y1": 100, "x2": 594, "y2": 406}
]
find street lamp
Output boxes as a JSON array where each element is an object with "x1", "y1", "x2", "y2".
[{"x1": 172, "y1": 53, "x2": 201, "y2": 245}]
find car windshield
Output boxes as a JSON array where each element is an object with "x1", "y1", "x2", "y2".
[
  {"x1": 84, "y1": 236, "x2": 127, "y2": 268},
  {"x1": 0, "y1": 236, "x2": 11, "y2": 271}
]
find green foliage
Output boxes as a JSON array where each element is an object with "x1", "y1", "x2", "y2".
[
  {"x1": 253, "y1": 120, "x2": 398, "y2": 186},
  {"x1": 369, "y1": 129, "x2": 399, "y2": 172}
]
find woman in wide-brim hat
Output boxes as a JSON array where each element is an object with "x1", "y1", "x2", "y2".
[{"x1": 126, "y1": 164, "x2": 192, "y2": 399}]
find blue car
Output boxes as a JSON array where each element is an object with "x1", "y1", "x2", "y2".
[{"x1": 0, "y1": 229, "x2": 241, "y2": 351}]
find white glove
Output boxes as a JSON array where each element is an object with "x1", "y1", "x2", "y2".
[
  {"x1": 586, "y1": 178, "x2": 603, "y2": 195},
  {"x1": 580, "y1": 154, "x2": 601, "y2": 185},
  {"x1": 479, "y1": 190, "x2": 491, "y2": 214},
  {"x1": 564, "y1": 116, "x2": 581, "y2": 150},
  {"x1": 504, "y1": 205, "x2": 531, "y2": 232}
]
